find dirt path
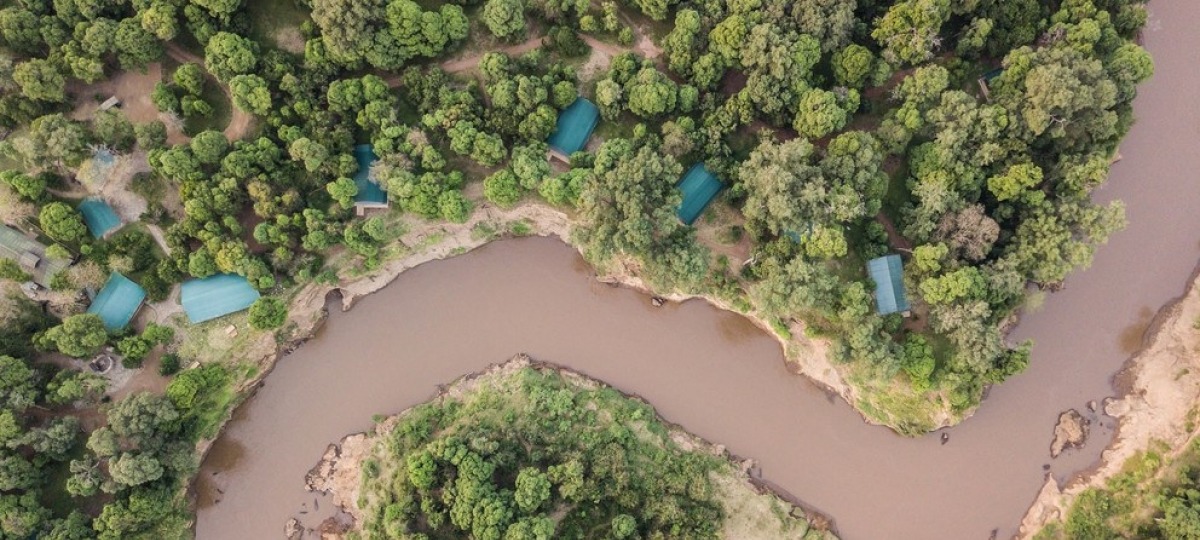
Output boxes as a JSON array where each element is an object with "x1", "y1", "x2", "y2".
[
  {"x1": 875, "y1": 212, "x2": 913, "y2": 251},
  {"x1": 441, "y1": 36, "x2": 546, "y2": 73}
]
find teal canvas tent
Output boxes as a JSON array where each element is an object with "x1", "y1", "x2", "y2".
[
  {"x1": 547, "y1": 98, "x2": 599, "y2": 157},
  {"x1": 676, "y1": 163, "x2": 722, "y2": 225},
  {"x1": 352, "y1": 144, "x2": 388, "y2": 208},
  {"x1": 78, "y1": 198, "x2": 121, "y2": 238},
  {"x1": 867, "y1": 255, "x2": 910, "y2": 315},
  {"x1": 180, "y1": 274, "x2": 260, "y2": 324},
  {"x1": 87, "y1": 273, "x2": 146, "y2": 330}
]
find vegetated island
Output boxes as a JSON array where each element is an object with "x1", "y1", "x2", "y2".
[
  {"x1": 304, "y1": 355, "x2": 838, "y2": 540},
  {"x1": 1019, "y1": 270, "x2": 1200, "y2": 539}
]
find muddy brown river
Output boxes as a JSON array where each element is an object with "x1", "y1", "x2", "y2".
[{"x1": 196, "y1": 3, "x2": 1200, "y2": 539}]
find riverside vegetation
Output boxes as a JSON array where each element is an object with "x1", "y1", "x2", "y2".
[
  {"x1": 308, "y1": 357, "x2": 836, "y2": 540},
  {"x1": 0, "y1": 0, "x2": 1155, "y2": 536}
]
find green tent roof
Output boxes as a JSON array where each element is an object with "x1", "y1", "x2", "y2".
[
  {"x1": 676, "y1": 163, "x2": 722, "y2": 225},
  {"x1": 0, "y1": 225, "x2": 68, "y2": 287},
  {"x1": 352, "y1": 144, "x2": 387, "y2": 205},
  {"x1": 547, "y1": 98, "x2": 599, "y2": 155},
  {"x1": 180, "y1": 274, "x2": 260, "y2": 324},
  {"x1": 87, "y1": 273, "x2": 146, "y2": 330},
  {"x1": 867, "y1": 255, "x2": 910, "y2": 315},
  {"x1": 78, "y1": 198, "x2": 121, "y2": 238}
]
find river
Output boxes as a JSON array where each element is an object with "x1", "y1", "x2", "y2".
[{"x1": 195, "y1": 3, "x2": 1200, "y2": 539}]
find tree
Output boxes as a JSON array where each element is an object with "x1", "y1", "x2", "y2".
[
  {"x1": 871, "y1": 0, "x2": 951, "y2": 66},
  {"x1": 0, "y1": 356, "x2": 38, "y2": 411},
  {"x1": 13, "y1": 59, "x2": 65, "y2": 102},
  {"x1": 483, "y1": 0, "x2": 527, "y2": 39},
  {"x1": 289, "y1": 138, "x2": 328, "y2": 172},
  {"x1": 326, "y1": 177, "x2": 358, "y2": 209},
  {"x1": 0, "y1": 492, "x2": 49, "y2": 539},
  {"x1": 172, "y1": 63, "x2": 205, "y2": 96},
  {"x1": 484, "y1": 169, "x2": 522, "y2": 207},
  {"x1": 140, "y1": 1, "x2": 179, "y2": 40},
  {"x1": 39, "y1": 202, "x2": 88, "y2": 243},
  {"x1": 229, "y1": 74, "x2": 272, "y2": 115},
  {"x1": 248, "y1": 297, "x2": 288, "y2": 330},
  {"x1": 793, "y1": 88, "x2": 851, "y2": 139},
  {"x1": 832, "y1": 44, "x2": 874, "y2": 88},
  {"x1": 204, "y1": 31, "x2": 258, "y2": 82},
  {"x1": 190, "y1": 130, "x2": 229, "y2": 164},
  {"x1": 41, "y1": 314, "x2": 108, "y2": 358},
  {"x1": 438, "y1": 191, "x2": 472, "y2": 223},
  {"x1": 625, "y1": 67, "x2": 677, "y2": 118},
  {"x1": 987, "y1": 162, "x2": 1043, "y2": 202},
  {"x1": 792, "y1": 0, "x2": 856, "y2": 52},
  {"x1": 45, "y1": 369, "x2": 106, "y2": 406},
  {"x1": 15, "y1": 114, "x2": 89, "y2": 171},
  {"x1": 114, "y1": 17, "x2": 163, "y2": 69},
  {"x1": 108, "y1": 452, "x2": 165, "y2": 487},
  {"x1": 514, "y1": 467, "x2": 551, "y2": 513}
]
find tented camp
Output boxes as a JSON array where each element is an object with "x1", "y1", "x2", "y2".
[
  {"x1": 0, "y1": 225, "x2": 68, "y2": 287},
  {"x1": 546, "y1": 98, "x2": 599, "y2": 162},
  {"x1": 78, "y1": 198, "x2": 122, "y2": 239},
  {"x1": 676, "y1": 163, "x2": 722, "y2": 226},
  {"x1": 87, "y1": 273, "x2": 146, "y2": 330},
  {"x1": 352, "y1": 144, "x2": 388, "y2": 214},
  {"x1": 867, "y1": 255, "x2": 910, "y2": 316},
  {"x1": 180, "y1": 274, "x2": 260, "y2": 324}
]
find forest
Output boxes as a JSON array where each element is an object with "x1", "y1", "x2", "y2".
[
  {"x1": 345, "y1": 361, "x2": 832, "y2": 540},
  {"x1": 0, "y1": 0, "x2": 1154, "y2": 536}
]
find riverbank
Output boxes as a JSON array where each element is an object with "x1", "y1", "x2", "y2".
[
  {"x1": 1018, "y1": 267, "x2": 1200, "y2": 537},
  {"x1": 303, "y1": 354, "x2": 840, "y2": 539}
]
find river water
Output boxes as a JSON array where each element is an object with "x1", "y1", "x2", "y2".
[{"x1": 195, "y1": 3, "x2": 1200, "y2": 539}]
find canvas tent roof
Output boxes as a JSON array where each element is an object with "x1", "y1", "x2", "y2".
[
  {"x1": 180, "y1": 274, "x2": 260, "y2": 324},
  {"x1": 0, "y1": 225, "x2": 68, "y2": 287},
  {"x1": 547, "y1": 98, "x2": 599, "y2": 155},
  {"x1": 78, "y1": 198, "x2": 122, "y2": 238},
  {"x1": 867, "y1": 255, "x2": 910, "y2": 315},
  {"x1": 353, "y1": 144, "x2": 388, "y2": 206},
  {"x1": 676, "y1": 163, "x2": 722, "y2": 225},
  {"x1": 87, "y1": 273, "x2": 146, "y2": 330}
]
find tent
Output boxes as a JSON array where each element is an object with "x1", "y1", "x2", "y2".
[
  {"x1": 87, "y1": 273, "x2": 146, "y2": 330},
  {"x1": 676, "y1": 163, "x2": 722, "y2": 225},
  {"x1": 0, "y1": 225, "x2": 68, "y2": 287},
  {"x1": 547, "y1": 98, "x2": 600, "y2": 156},
  {"x1": 352, "y1": 144, "x2": 388, "y2": 208},
  {"x1": 78, "y1": 198, "x2": 122, "y2": 238},
  {"x1": 180, "y1": 274, "x2": 261, "y2": 324},
  {"x1": 866, "y1": 255, "x2": 910, "y2": 315}
]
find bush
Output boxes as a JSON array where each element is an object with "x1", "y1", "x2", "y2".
[
  {"x1": 248, "y1": 297, "x2": 288, "y2": 330},
  {"x1": 159, "y1": 353, "x2": 181, "y2": 376}
]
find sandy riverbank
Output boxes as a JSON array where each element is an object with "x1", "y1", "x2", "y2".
[{"x1": 1018, "y1": 268, "x2": 1200, "y2": 537}]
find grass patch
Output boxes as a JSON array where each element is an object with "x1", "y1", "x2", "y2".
[
  {"x1": 245, "y1": 0, "x2": 311, "y2": 51},
  {"x1": 183, "y1": 76, "x2": 232, "y2": 136}
]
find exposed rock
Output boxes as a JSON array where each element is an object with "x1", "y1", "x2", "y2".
[
  {"x1": 284, "y1": 518, "x2": 302, "y2": 540},
  {"x1": 1087, "y1": 400, "x2": 1098, "y2": 412},
  {"x1": 1050, "y1": 409, "x2": 1088, "y2": 458}
]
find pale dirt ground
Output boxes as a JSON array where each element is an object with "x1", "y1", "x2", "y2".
[
  {"x1": 69, "y1": 62, "x2": 190, "y2": 145},
  {"x1": 1019, "y1": 272, "x2": 1200, "y2": 537},
  {"x1": 305, "y1": 356, "x2": 836, "y2": 539}
]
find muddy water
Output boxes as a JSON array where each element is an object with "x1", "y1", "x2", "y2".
[{"x1": 196, "y1": 4, "x2": 1200, "y2": 539}]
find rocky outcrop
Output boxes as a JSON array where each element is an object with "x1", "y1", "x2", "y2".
[{"x1": 1050, "y1": 409, "x2": 1089, "y2": 458}]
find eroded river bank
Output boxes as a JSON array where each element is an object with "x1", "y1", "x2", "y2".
[{"x1": 196, "y1": 2, "x2": 1200, "y2": 539}]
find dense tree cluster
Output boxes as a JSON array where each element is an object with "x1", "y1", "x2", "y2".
[{"x1": 354, "y1": 366, "x2": 827, "y2": 540}]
